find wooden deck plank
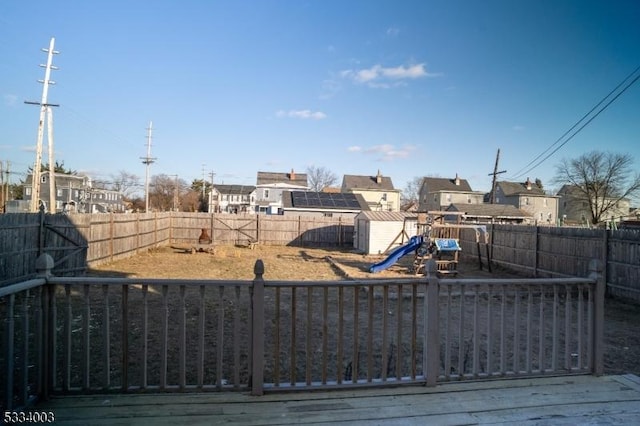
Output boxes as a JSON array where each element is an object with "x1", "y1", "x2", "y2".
[{"x1": 36, "y1": 375, "x2": 640, "y2": 425}]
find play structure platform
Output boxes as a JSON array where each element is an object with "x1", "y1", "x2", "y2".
[{"x1": 368, "y1": 211, "x2": 489, "y2": 277}]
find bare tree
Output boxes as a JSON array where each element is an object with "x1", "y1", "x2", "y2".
[
  {"x1": 401, "y1": 176, "x2": 423, "y2": 210},
  {"x1": 110, "y1": 170, "x2": 141, "y2": 200},
  {"x1": 554, "y1": 151, "x2": 640, "y2": 225},
  {"x1": 149, "y1": 174, "x2": 188, "y2": 211},
  {"x1": 306, "y1": 165, "x2": 338, "y2": 192}
]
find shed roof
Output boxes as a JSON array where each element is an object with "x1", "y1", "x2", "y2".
[{"x1": 355, "y1": 211, "x2": 417, "y2": 222}]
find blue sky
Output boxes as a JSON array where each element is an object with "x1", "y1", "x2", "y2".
[{"x1": 1, "y1": 0, "x2": 639, "y2": 197}]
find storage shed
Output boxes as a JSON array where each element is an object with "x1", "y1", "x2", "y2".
[{"x1": 354, "y1": 211, "x2": 419, "y2": 255}]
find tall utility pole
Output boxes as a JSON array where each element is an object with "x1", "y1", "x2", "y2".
[
  {"x1": 0, "y1": 161, "x2": 4, "y2": 212},
  {"x1": 46, "y1": 106, "x2": 56, "y2": 211},
  {"x1": 208, "y1": 170, "x2": 216, "y2": 213},
  {"x1": 25, "y1": 37, "x2": 59, "y2": 212},
  {"x1": 140, "y1": 122, "x2": 156, "y2": 212},
  {"x1": 488, "y1": 149, "x2": 507, "y2": 204},
  {"x1": 4, "y1": 161, "x2": 10, "y2": 209},
  {"x1": 201, "y1": 164, "x2": 207, "y2": 199},
  {"x1": 168, "y1": 174, "x2": 179, "y2": 211}
]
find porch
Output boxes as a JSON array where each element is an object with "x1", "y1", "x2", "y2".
[
  {"x1": 1, "y1": 254, "x2": 615, "y2": 422},
  {"x1": 36, "y1": 374, "x2": 640, "y2": 425}
]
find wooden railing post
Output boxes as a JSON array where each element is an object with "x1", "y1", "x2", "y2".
[
  {"x1": 424, "y1": 259, "x2": 440, "y2": 387},
  {"x1": 589, "y1": 258, "x2": 605, "y2": 376},
  {"x1": 35, "y1": 254, "x2": 55, "y2": 402},
  {"x1": 251, "y1": 259, "x2": 265, "y2": 396}
]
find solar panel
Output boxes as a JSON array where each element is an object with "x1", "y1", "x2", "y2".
[{"x1": 289, "y1": 191, "x2": 363, "y2": 210}]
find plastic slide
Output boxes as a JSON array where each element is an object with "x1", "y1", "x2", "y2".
[{"x1": 369, "y1": 235, "x2": 423, "y2": 273}]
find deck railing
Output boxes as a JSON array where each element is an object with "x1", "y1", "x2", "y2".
[{"x1": 1, "y1": 256, "x2": 604, "y2": 409}]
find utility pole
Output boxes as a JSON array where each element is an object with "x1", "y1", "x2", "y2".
[
  {"x1": 140, "y1": 122, "x2": 156, "y2": 212},
  {"x1": 488, "y1": 149, "x2": 507, "y2": 204},
  {"x1": 168, "y1": 174, "x2": 178, "y2": 211},
  {"x1": 209, "y1": 170, "x2": 216, "y2": 213},
  {"x1": 46, "y1": 106, "x2": 56, "y2": 211},
  {"x1": 5, "y1": 161, "x2": 10, "y2": 207},
  {"x1": 0, "y1": 161, "x2": 4, "y2": 212},
  {"x1": 25, "y1": 37, "x2": 59, "y2": 212},
  {"x1": 201, "y1": 164, "x2": 207, "y2": 199}
]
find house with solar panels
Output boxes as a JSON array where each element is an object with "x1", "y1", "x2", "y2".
[
  {"x1": 254, "y1": 169, "x2": 308, "y2": 214},
  {"x1": 281, "y1": 190, "x2": 370, "y2": 219}
]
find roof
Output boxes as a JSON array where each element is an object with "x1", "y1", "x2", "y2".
[
  {"x1": 421, "y1": 176, "x2": 473, "y2": 192},
  {"x1": 342, "y1": 173, "x2": 396, "y2": 191},
  {"x1": 213, "y1": 184, "x2": 256, "y2": 195},
  {"x1": 448, "y1": 203, "x2": 533, "y2": 219},
  {"x1": 24, "y1": 172, "x2": 88, "y2": 185},
  {"x1": 355, "y1": 211, "x2": 417, "y2": 222},
  {"x1": 497, "y1": 180, "x2": 546, "y2": 197},
  {"x1": 257, "y1": 170, "x2": 308, "y2": 187},
  {"x1": 282, "y1": 191, "x2": 370, "y2": 211}
]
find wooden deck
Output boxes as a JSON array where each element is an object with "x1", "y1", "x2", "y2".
[{"x1": 37, "y1": 374, "x2": 640, "y2": 425}]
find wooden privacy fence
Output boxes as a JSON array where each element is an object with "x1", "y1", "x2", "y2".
[
  {"x1": 0, "y1": 212, "x2": 354, "y2": 285},
  {"x1": 1, "y1": 256, "x2": 604, "y2": 409},
  {"x1": 459, "y1": 224, "x2": 640, "y2": 303}
]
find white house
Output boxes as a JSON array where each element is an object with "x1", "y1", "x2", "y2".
[{"x1": 254, "y1": 169, "x2": 308, "y2": 214}]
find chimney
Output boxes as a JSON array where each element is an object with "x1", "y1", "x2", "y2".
[
  {"x1": 454, "y1": 173, "x2": 460, "y2": 186},
  {"x1": 289, "y1": 168, "x2": 296, "y2": 181},
  {"x1": 525, "y1": 177, "x2": 532, "y2": 190},
  {"x1": 376, "y1": 170, "x2": 382, "y2": 184}
]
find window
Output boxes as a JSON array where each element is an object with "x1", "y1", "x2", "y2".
[
  {"x1": 26, "y1": 187, "x2": 32, "y2": 196},
  {"x1": 381, "y1": 193, "x2": 387, "y2": 201},
  {"x1": 323, "y1": 212, "x2": 333, "y2": 218},
  {"x1": 467, "y1": 195, "x2": 472, "y2": 204},
  {"x1": 57, "y1": 189, "x2": 63, "y2": 197},
  {"x1": 446, "y1": 193, "x2": 451, "y2": 202},
  {"x1": 264, "y1": 189, "x2": 270, "y2": 198},
  {"x1": 41, "y1": 175, "x2": 47, "y2": 183}
]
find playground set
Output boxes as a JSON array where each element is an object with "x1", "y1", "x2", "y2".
[{"x1": 368, "y1": 211, "x2": 491, "y2": 276}]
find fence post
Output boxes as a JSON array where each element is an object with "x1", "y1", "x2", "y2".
[
  {"x1": 589, "y1": 258, "x2": 605, "y2": 376},
  {"x1": 424, "y1": 259, "x2": 440, "y2": 387},
  {"x1": 35, "y1": 254, "x2": 55, "y2": 402},
  {"x1": 251, "y1": 259, "x2": 265, "y2": 396}
]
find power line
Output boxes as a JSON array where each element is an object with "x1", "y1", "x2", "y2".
[{"x1": 510, "y1": 65, "x2": 640, "y2": 181}]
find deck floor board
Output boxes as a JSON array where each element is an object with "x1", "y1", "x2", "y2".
[{"x1": 37, "y1": 375, "x2": 640, "y2": 425}]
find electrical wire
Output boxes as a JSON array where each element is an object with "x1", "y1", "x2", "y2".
[{"x1": 510, "y1": 65, "x2": 640, "y2": 181}]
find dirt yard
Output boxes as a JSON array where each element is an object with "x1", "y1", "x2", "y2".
[{"x1": 89, "y1": 244, "x2": 640, "y2": 376}]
